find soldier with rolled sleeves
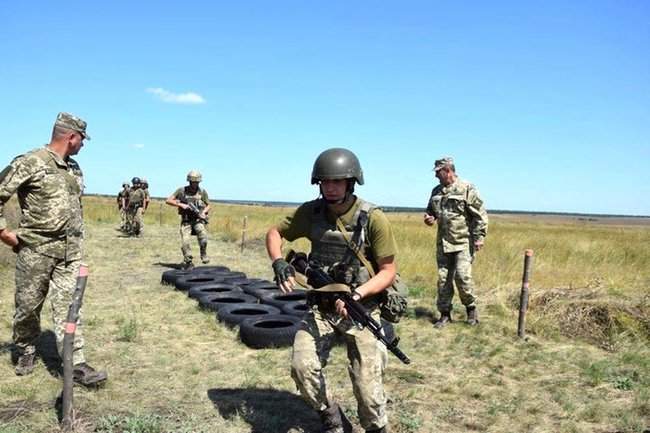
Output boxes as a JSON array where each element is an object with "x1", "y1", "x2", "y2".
[
  {"x1": 266, "y1": 148, "x2": 396, "y2": 433},
  {"x1": 165, "y1": 170, "x2": 211, "y2": 270},
  {"x1": 117, "y1": 181, "x2": 130, "y2": 231},
  {"x1": 126, "y1": 176, "x2": 146, "y2": 237},
  {"x1": 423, "y1": 157, "x2": 488, "y2": 328},
  {"x1": 0, "y1": 112, "x2": 107, "y2": 386}
]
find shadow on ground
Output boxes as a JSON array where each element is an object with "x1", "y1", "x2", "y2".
[
  {"x1": 1, "y1": 330, "x2": 61, "y2": 376},
  {"x1": 413, "y1": 306, "x2": 436, "y2": 323},
  {"x1": 207, "y1": 388, "x2": 320, "y2": 433},
  {"x1": 153, "y1": 262, "x2": 184, "y2": 270}
]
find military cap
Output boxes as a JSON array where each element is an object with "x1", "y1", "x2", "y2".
[
  {"x1": 55, "y1": 112, "x2": 91, "y2": 140},
  {"x1": 433, "y1": 157, "x2": 453, "y2": 172}
]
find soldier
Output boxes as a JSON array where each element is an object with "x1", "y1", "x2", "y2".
[
  {"x1": 141, "y1": 177, "x2": 151, "y2": 212},
  {"x1": 165, "y1": 170, "x2": 211, "y2": 270},
  {"x1": 266, "y1": 148, "x2": 396, "y2": 433},
  {"x1": 117, "y1": 181, "x2": 130, "y2": 231},
  {"x1": 423, "y1": 157, "x2": 488, "y2": 328},
  {"x1": 0, "y1": 112, "x2": 107, "y2": 386},
  {"x1": 126, "y1": 177, "x2": 146, "y2": 237}
]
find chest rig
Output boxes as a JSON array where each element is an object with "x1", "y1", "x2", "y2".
[
  {"x1": 309, "y1": 198, "x2": 377, "y2": 288},
  {"x1": 179, "y1": 187, "x2": 206, "y2": 222}
]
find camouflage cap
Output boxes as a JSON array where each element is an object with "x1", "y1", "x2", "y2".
[
  {"x1": 55, "y1": 112, "x2": 91, "y2": 140},
  {"x1": 433, "y1": 157, "x2": 453, "y2": 172}
]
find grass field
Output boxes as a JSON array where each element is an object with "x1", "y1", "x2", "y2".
[{"x1": 0, "y1": 196, "x2": 648, "y2": 433}]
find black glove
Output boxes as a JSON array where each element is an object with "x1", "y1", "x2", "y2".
[{"x1": 272, "y1": 258, "x2": 295, "y2": 285}]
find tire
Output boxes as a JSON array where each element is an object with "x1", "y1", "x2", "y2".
[
  {"x1": 217, "y1": 303, "x2": 281, "y2": 328},
  {"x1": 161, "y1": 269, "x2": 195, "y2": 286},
  {"x1": 260, "y1": 291, "x2": 307, "y2": 309},
  {"x1": 239, "y1": 314, "x2": 302, "y2": 349},
  {"x1": 192, "y1": 265, "x2": 230, "y2": 273},
  {"x1": 242, "y1": 282, "x2": 281, "y2": 297},
  {"x1": 197, "y1": 292, "x2": 258, "y2": 312},
  {"x1": 175, "y1": 274, "x2": 226, "y2": 291},
  {"x1": 219, "y1": 271, "x2": 247, "y2": 280},
  {"x1": 238, "y1": 278, "x2": 269, "y2": 287},
  {"x1": 188, "y1": 283, "x2": 242, "y2": 300},
  {"x1": 221, "y1": 277, "x2": 250, "y2": 286},
  {"x1": 280, "y1": 300, "x2": 310, "y2": 317}
]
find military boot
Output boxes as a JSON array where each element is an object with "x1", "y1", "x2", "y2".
[
  {"x1": 366, "y1": 427, "x2": 388, "y2": 433},
  {"x1": 434, "y1": 312, "x2": 452, "y2": 329},
  {"x1": 73, "y1": 362, "x2": 108, "y2": 388},
  {"x1": 200, "y1": 245, "x2": 210, "y2": 264},
  {"x1": 183, "y1": 256, "x2": 194, "y2": 270},
  {"x1": 466, "y1": 306, "x2": 479, "y2": 326},
  {"x1": 319, "y1": 403, "x2": 345, "y2": 433},
  {"x1": 15, "y1": 352, "x2": 36, "y2": 376}
]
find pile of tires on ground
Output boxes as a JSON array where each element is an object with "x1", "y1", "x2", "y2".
[{"x1": 161, "y1": 265, "x2": 309, "y2": 349}]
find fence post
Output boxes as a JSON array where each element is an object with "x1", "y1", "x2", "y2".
[
  {"x1": 240, "y1": 216, "x2": 248, "y2": 253},
  {"x1": 517, "y1": 249, "x2": 534, "y2": 339},
  {"x1": 159, "y1": 202, "x2": 163, "y2": 226}
]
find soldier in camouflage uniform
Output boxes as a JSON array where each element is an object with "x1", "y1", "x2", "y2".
[
  {"x1": 266, "y1": 148, "x2": 396, "y2": 433},
  {"x1": 141, "y1": 177, "x2": 151, "y2": 213},
  {"x1": 424, "y1": 157, "x2": 488, "y2": 328},
  {"x1": 126, "y1": 177, "x2": 146, "y2": 237},
  {"x1": 0, "y1": 112, "x2": 107, "y2": 386},
  {"x1": 165, "y1": 170, "x2": 211, "y2": 269},
  {"x1": 117, "y1": 181, "x2": 130, "y2": 231}
]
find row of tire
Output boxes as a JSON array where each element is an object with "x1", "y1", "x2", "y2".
[{"x1": 160, "y1": 265, "x2": 308, "y2": 348}]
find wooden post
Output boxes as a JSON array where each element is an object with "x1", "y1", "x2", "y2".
[
  {"x1": 159, "y1": 202, "x2": 163, "y2": 226},
  {"x1": 61, "y1": 264, "x2": 89, "y2": 430},
  {"x1": 240, "y1": 216, "x2": 248, "y2": 253},
  {"x1": 517, "y1": 249, "x2": 534, "y2": 339}
]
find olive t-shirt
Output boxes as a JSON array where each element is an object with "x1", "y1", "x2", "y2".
[{"x1": 277, "y1": 197, "x2": 397, "y2": 260}]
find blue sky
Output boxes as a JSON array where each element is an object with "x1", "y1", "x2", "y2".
[{"x1": 1, "y1": 1, "x2": 648, "y2": 215}]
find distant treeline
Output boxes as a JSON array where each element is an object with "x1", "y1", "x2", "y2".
[{"x1": 85, "y1": 193, "x2": 650, "y2": 219}]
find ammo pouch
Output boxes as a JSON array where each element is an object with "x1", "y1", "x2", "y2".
[{"x1": 379, "y1": 274, "x2": 409, "y2": 323}]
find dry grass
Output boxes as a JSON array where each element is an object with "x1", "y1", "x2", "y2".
[{"x1": 0, "y1": 197, "x2": 648, "y2": 433}]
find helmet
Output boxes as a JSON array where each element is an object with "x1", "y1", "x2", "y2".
[
  {"x1": 122, "y1": 181, "x2": 129, "y2": 187},
  {"x1": 131, "y1": 177, "x2": 141, "y2": 185},
  {"x1": 186, "y1": 170, "x2": 202, "y2": 182},
  {"x1": 311, "y1": 148, "x2": 364, "y2": 185},
  {"x1": 141, "y1": 177, "x2": 148, "y2": 186}
]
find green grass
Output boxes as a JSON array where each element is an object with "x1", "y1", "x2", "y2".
[{"x1": 0, "y1": 196, "x2": 648, "y2": 432}]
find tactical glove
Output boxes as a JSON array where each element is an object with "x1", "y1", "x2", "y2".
[{"x1": 272, "y1": 258, "x2": 295, "y2": 285}]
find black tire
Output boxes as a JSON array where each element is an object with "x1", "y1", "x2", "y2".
[
  {"x1": 188, "y1": 283, "x2": 242, "y2": 299},
  {"x1": 238, "y1": 278, "x2": 269, "y2": 287},
  {"x1": 219, "y1": 271, "x2": 247, "y2": 280},
  {"x1": 242, "y1": 282, "x2": 281, "y2": 297},
  {"x1": 217, "y1": 303, "x2": 282, "y2": 328},
  {"x1": 221, "y1": 277, "x2": 250, "y2": 286},
  {"x1": 192, "y1": 265, "x2": 230, "y2": 273},
  {"x1": 161, "y1": 269, "x2": 195, "y2": 286},
  {"x1": 260, "y1": 291, "x2": 307, "y2": 309},
  {"x1": 175, "y1": 274, "x2": 226, "y2": 291},
  {"x1": 280, "y1": 300, "x2": 310, "y2": 317},
  {"x1": 198, "y1": 292, "x2": 258, "y2": 312},
  {"x1": 239, "y1": 314, "x2": 302, "y2": 349}
]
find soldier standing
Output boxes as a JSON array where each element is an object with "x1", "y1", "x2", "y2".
[
  {"x1": 423, "y1": 157, "x2": 488, "y2": 327},
  {"x1": 165, "y1": 170, "x2": 211, "y2": 269},
  {"x1": 141, "y1": 177, "x2": 151, "y2": 213},
  {"x1": 0, "y1": 112, "x2": 107, "y2": 386},
  {"x1": 266, "y1": 148, "x2": 396, "y2": 433},
  {"x1": 117, "y1": 181, "x2": 130, "y2": 231},
  {"x1": 126, "y1": 177, "x2": 146, "y2": 237}
]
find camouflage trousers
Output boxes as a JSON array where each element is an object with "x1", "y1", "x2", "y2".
[
  {"x1": 292, "y1": 308, "x2": 388, "y2": 431},
  {"x1": 180, "y1": 221, "x2": 208, "y2": 263},
  {"x1": 14, "y1": 247, "x2": 85, "y2": 365},
  {"x1": 119, "y1": 206, "x2": 127, "y2": 228},
  {"x1": 436, "y1": 246, "x2": 476, "y2": 313},
  {"x1": 126, "y1": 207, "x2": 144, "y2": 235}
]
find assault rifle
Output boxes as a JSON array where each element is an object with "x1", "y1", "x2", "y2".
[
  {"x1": 286, "y1": 251, "x2": 411, "y2": 364},
  {"x1": 180, "y1": 199, "x2": 208, "y2": 224}
]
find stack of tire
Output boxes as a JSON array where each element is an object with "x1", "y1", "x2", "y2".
[{"x1": 161, "y1": 266, "x2": 308, "y2": 349}]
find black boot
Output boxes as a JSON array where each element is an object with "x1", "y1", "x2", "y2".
[
  {"x1": 319, "y1": 403, "x2": 343, "y2": 433},
  {"x1": 73, "y1": 362, "x2": 108, "y2": 388},
  {"x1": 366, "y1": 427, "x2": 388, "y2": 433},
  {"x1": 466, "y1": 306, "x2": 479, "y2": 326},
  {"x1": 434, "y1": 311, "x2": 452, "y2": 328}
]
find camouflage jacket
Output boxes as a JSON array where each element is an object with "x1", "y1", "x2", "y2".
[
  {"x1": 426, "y1": 178, "x2": 488, "y2": 253},
  {"x1": 127, "y1": 188, "x2": 146, "y2": 208},
  {"x1": 0, "y1": 146, "x2": 84, "y2": 260}
]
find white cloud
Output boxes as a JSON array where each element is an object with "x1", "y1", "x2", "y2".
[
  {"x1": 133, "y1": 143, "x2": 145, "y2": 149},
  {"x1": 146, "y1": 87, "x2": 206, "y2": 104}
]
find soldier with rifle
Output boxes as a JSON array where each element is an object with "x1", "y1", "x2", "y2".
[
  {"x1": 266, "y1": 148, "x2": 398, "y2": 433},
  {"x1": 166, "y1": 170, "x2": 211, "y2": 269},
  {"x1": 126, "y1": 176, "x2": 146, "y2": 237},
  {"x1": 117, "y1": 181, "x2": 130, "y2": 231}
]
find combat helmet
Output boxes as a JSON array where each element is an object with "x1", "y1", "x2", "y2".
[
  {"x1": 131, "y1": 176, "x2": 141, "y2": 185},
  {"x1": 122, "y1": 181, "x2": 130, "y2": 187},
  {"x1": 141, "y1": 177, "x2": 148, "y2": 186},
  {"x1": 187, "y1": 170, "x2": 202, "y2": 182},
  {"x1": 311, "y1": 148, "x2": 364, "y2": 185}
]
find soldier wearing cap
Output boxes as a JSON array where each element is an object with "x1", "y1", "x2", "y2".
[
  {"x1": 0, "y1": 112, "x2": 107, "y2": 386},
  {"x1": 117, "y1": 181, "x2": 131, "y2": 231},
  {"x1": 423, "y1": 157, "x2": 488, "y2": 328},
  {"x1": 266, "y1": 148, "x2": 397, "y2": 433},
  {"x1": 165, "y1": 170, "x2": 211, "y2": 269}
]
